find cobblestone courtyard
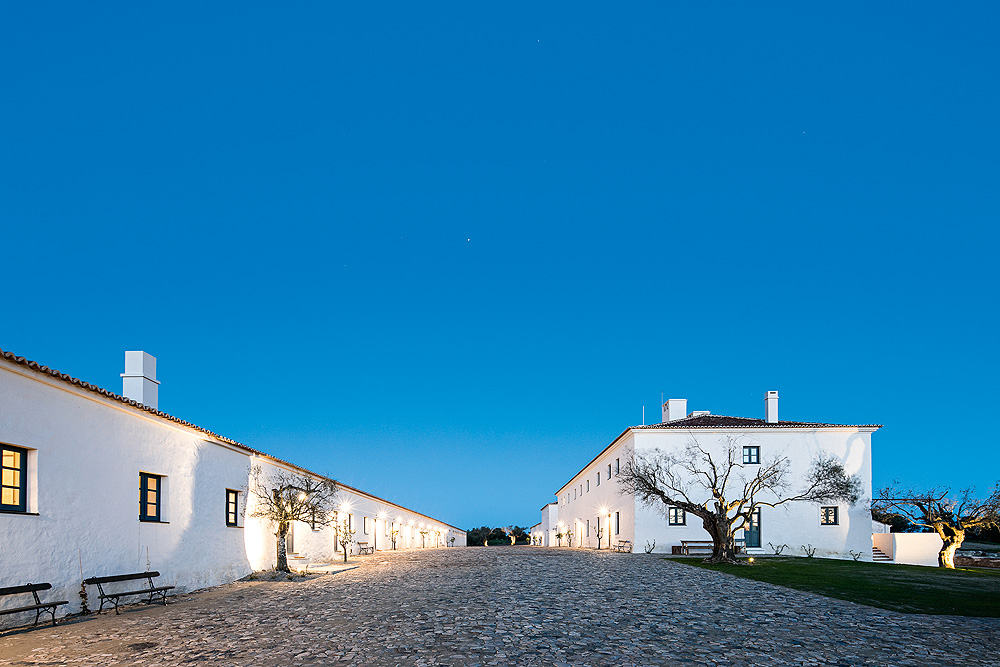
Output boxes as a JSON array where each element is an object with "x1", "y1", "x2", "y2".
[{"x1": 1, "y1": 547, "x2": 997, "y2": 666}]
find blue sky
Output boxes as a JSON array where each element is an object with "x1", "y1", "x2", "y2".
[{"x1": 2, "y1": 3, "x2": 998, "y2": 530}]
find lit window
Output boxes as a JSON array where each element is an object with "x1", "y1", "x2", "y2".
[
  {"x1": 139, "y1": 472, "x2": 161, "y2": 522},
  {"x1": 226, "y1": 489, "x2": 239, "y2": 527},
  {"x1": 743, "y1": 446, "x2": 760, "y2": 465},
  {"x1": 1, "y1": 444, "x2": 27, "y2": 513},
  {"x1": 668, "y1": 507, "x2": 686, "y2": 525},
  {"x1": 820, "y1": 506, "x2": 839, "y2": 525}
]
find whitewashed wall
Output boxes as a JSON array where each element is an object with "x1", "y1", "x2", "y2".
[
  {"x1": 555, "y1": 439, "x2": 635, "y2": 550},
  {"x1": 0, "y1": 362, "x2": 252, "y2": 624},
  {"x1": 632, "y1": 427, "x2": 874, "y2": 559},
  {"x1": 872, "y1": 532, "x2": 942, "y2": 566},
  {"x1": 539, "y1": 503, "x2": 558, "y2": 546},
  {"x1": 0, "y1": 357, "x2": 465, "y2": 628}
]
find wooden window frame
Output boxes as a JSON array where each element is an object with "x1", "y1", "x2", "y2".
[
  {"x1": 820, "y1": 506, "x2": 839, "y2": 526},
  {"x1": 139, "y1": 472, "x2": 162, "y2": 522},
  {"x1": 226, "y1": 489, "x2": 239, "y2": 527},
  {"x1": 742, "y1": 446, "x2": 760, "y2": 465},
  {"x1": 668, "y1": 507, "x2": 686, "y2": 526},
  {"x1": 1, "y1": 444, "x2": 28, "y2": 513}
]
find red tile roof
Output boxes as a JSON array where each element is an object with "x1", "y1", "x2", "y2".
[{"x1": 633, "y1": 414, "x2": 882, "y2": 429}]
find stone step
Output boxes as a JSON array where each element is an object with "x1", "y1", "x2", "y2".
[{"x1": 872, "y1": 547, "x2": 892, "y2": 561}]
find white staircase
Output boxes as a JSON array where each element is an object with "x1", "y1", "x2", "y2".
[{"x1": 872, "y1": 546, "x2": 892, "y2": 562}]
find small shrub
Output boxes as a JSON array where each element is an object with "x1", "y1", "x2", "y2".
[
  {"x1": 801, "y1": 544, "x2": 817, "y2": 558},
  {"x1": 849, "y1": 550, "x2": 862, "y2": 561},
  {"x1": 768, "y1": 542, "x2": 789, "y2": 555},
  {"x1": 644, "y1": 540, "x2": 656, "y2": 554}
]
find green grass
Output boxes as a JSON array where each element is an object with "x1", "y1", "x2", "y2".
[{"x1": 671, "y1": 556, "x2": 1000, "y2": 617}]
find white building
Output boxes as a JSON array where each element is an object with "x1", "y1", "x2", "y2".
[
  {"x1": 0, "y1": 348, "x2": 465, "y2": 626},
  {"x1": 542, "y1": 392, "x2": 879, "y2": 559}
]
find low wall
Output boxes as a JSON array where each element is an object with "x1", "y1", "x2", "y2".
[{"x1": 874, "y1": 533, "x2": 942, "y2": 567}]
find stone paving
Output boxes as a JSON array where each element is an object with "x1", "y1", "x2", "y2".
[{"x1": 1, "y1": 547, "x2": 998, "y2": 666}]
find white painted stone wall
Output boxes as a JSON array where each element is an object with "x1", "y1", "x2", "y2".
[
  {"x1": 632, "y1": 427, "x2": 874, "y2": 560},
  {"x1": 539, "y1": 503, "x2": 558, "y2": 546},
  {"x1": 872, "y1": 532, "x2": 942, "y2": 567},
  {"x1": 0, "y1": 356, "x2": 465, "y2": 628},
  {"x1": 555, "y1": 440, "x2": 635, "y2": 551}
]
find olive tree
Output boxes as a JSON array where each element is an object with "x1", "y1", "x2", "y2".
[
  {"x1": 618, "y1": 436, "x2": 861, "y2": 564},
  {"x1": 872, "y1": 483, "x2": 1000, "y2": 568},
  {"x1": 248, "y1": 465, "x2": 339, "y2": 572}
]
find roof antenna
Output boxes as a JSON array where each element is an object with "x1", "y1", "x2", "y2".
[{"x1": 642, "y1": 406, "x2": 645, "y2": 425}]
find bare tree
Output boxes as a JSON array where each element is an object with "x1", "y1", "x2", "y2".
[
  {"x1": 872, "y1": 483, "x2": 1000, "y2": 568},
  {"x1": 249, "y1": 466, "x2": 339, "y2": 572},
  {"x1": 332, "y1": 519, "x2": 356, "y2": 563},
  {"x1": 618, "y1": 436, "x2": 861, "y2": 564}
]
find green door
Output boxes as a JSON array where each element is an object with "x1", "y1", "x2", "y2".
[{"x1": 745, "y1": 508, "x2": 761, "y2": 548}]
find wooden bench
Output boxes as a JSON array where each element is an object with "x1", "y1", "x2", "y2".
[
  {"x1": 671, "y1": 540, "x2": 745, "y2": 556},
  {"x1": 611, "y1": 540, "x2": 633, "y2": 553},
  {"x1": 83, "y1": 572, "x2": 174, "y2": 615},
  {"x1": 356, "y1": 542, "x2": 375, "y2": 555},
  {"x1": 0, "y1": 583, "x2": 69, "y2": 627},
  {"x1": 680, "y1": 540, "x2": 715, "y2": 555}
]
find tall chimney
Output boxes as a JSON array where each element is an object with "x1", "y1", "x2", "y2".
[
  {"x1": 661, "y1": 398, "x2": 688, "y2": 423},
  {"x1": 121, "y1": 351, "x2": 159, "y2": 409},
  {"x1": 764, "y1": 391, "x2": 779, "y2": 423}
]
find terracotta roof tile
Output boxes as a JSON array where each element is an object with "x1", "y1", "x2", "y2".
[{"x1": 633, "y1": 414, "x2": 882, "y2": 429}]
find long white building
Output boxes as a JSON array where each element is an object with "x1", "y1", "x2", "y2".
[
  {"x1": 537, "y1": 393, "x2": 880, "y2": 559},
  {"x1": 0, "y1": 347, "x2": 465, "y2": 626}
]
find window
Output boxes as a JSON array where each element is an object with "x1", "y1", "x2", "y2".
[
  {"x1": 615, "y1": 458, "x2": 619, "y2": 474},
  {"x1": 668, "y1": 507, "x2": 686, "y2": 525},
  {"x1": 348, "y1": 514, "x2": 354, "y2": 532},
  {"x1": 586, "y1": 480, "x2": 590, "y2": 493},
  {"x1": 597, "y1": 472, "x2": 601, "y2": 486},
  {"x1": 573, "y1": 489, "x2": 577, "y2": 500},
  {"x1": 607, "y1": 464, "x2": 612, "y2": 479},
  {"x1": 586, "y1": 519, "x2": 590, "y2": 537},
  {"x1": 820, "y1": 506, "x2": 839, "y2": 525},
  {"x1": 743, "y1": 446, "x2": 760, "y2": 465},
  {"x1": 579, "y1": 484, "x2": 582, "y2": 496},
  {"x1": 139, "y1": 473, "x2": 161, "y2": 522},
  {"x1": 226, "y1": 490, "x2": 239, "y2": 527},
  {"x1": 1, "y1": 444, "x2": 27, "y2": 513},
  {"x1": 615, "y1": 511, "x2": 620, "y2": 535},
  {"x1": 364, "y1": 516, "x2": 370, "y2": 535}
]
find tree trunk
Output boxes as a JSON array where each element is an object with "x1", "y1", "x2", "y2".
[
  {"x1": 936, "y1": 526, "x2": 965, "y2": 569},
  {"x1": 276, "y1": 522, "x2": 290, "y2": 573},
  {"x1": 703, "y1": 514, "x2": 738, "y2": 564}
]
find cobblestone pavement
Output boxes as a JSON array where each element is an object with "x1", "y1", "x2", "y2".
[{"x1": 1, "y1": 547, "x2": 998, "y2": 666}]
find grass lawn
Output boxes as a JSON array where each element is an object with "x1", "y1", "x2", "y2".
[{"x1": 671, "y1": 556, "x2": 1000, "y2": 617}]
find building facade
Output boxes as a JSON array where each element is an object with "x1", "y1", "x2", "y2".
[
  {"x1": 541, "y1": 393, "x2": 879, "y2": 559},
  {"x1": 0, "y1": 348, "x2": 465, "y2": 626}
]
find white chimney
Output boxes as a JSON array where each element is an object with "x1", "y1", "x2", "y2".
[
  {"x1": 661, "y1": 398, "x2": 688, "y2": 422},
  {"x1": 765, "y1": 390, "x2": 779, "y2": 423},
  {"x1": 121, "y1": 351, "x2": 159, "y2": 409}
]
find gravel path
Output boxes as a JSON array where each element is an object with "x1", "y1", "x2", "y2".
[{"x1": 1, "y1": 547, "x2": 997, "y2": 666}]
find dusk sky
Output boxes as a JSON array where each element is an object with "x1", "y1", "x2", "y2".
[{"x1": 2, "y1": 3, "x2": 997, "y2": 530}]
